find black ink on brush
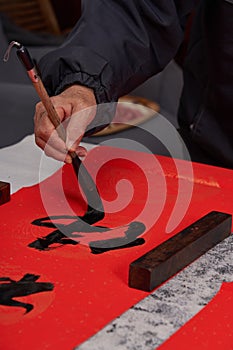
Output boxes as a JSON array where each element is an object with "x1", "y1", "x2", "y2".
[
  {"x1": 71, "y1": 155, "x2": 105, "y2": 224},
  {"x1": 0, "y1": 274, "x2": 54, "y2": 313},
  {"x1": 29, "y1": 216, "x2": 146, "y2": 253}
]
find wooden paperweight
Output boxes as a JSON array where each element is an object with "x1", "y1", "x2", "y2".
[
  {"x1": 0, "y1": 181, "x2": 10, "y2": 205},
  {"x1": 129, "y1": 211, "x2": 232, "y2": 292}
]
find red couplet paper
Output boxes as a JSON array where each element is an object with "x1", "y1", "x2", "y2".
[
  {"x1": 158, "y1": 282, "x2": 233, "y2": 350},
  {"x1": 0, "y1": 146, "x2": 232, "y2": 350}
]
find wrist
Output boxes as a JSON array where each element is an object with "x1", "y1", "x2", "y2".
[{"x1": 61, "y1": 85, "x2": 96, "y2": 106}]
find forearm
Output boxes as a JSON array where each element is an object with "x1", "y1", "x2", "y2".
[{"x1": 39, "y1": 0, "x2": 198, "y2": 103}]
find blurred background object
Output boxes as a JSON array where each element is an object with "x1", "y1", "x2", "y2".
[
  {"x1": 0, "y1": 0, "x2": 81, "y2": 35},
  {"x1": 0, "y1": 0, "x2": 61, "y2": 35}
]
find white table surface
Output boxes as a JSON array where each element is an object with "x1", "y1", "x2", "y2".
[{"x1": 0, "y1": 134, "x2": 96, "y2": 194}]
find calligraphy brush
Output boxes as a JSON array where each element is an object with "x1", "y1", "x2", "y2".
[{"x1": 3, "y1": 41, "x2": 104, "y2": 223}]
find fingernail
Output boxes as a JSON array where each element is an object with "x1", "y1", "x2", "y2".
[
  {"x1": 65, "y1": 156, "x2": 72, "y2": 164},
  {"x1": 77, "y1": 150, "x2": 87, "y2": 158}
]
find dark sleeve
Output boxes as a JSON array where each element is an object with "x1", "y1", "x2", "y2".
[{"x1": 39, "y1": 0, "x2": 197, "y2": 103}]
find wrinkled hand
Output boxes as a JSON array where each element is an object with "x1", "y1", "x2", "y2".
[{"x1": 34, "y1": 85, "x2": 96, "y2": 163}]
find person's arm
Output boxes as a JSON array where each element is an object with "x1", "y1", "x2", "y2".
[
  {"x1": 35, "y1": 0, "x2": 197, "y2": 162},
  {"x1": 40, "y1": 0, "x2": 197, "y2": 102}
]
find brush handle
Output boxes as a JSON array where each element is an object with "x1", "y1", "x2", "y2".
[
  {"x1": 4, "y1": 41, "x2": 103, "y2": 213},
  {"x1": 32, "y1": 78, "x2": 67, "y2": 142}
]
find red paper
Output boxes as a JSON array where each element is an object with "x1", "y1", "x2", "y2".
[
  {"x1": 0, "y1": 146, "x2": 232, "y2": 349},
  {"x1": 158, "y1": 282, "x2": 233, "y2": 350}
]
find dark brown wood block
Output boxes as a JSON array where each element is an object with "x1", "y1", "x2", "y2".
[
  {"x1": 129, "y1": 211, "x2": 232, "y2": 292},
  {"x1": 0, "y1": 181, "x2": 10, "y2": 205}
]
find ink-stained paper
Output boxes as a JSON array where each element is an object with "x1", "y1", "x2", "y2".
[{"x1": 0, "y1": 146, "x2": 232, "y2": 349}]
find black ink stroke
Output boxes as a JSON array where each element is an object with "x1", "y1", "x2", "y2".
[
  {"x1": 0, "y1": 274, "x2": 54, "y2": 313},
  {"x1": 28, "y1": 215, "x2": 146, "y2": 253},
  {"x1": 29, "y1": 149, "x2": 146, "y2": 253},
  {"x1": 90, "y1": 221, "x2": 146, "y2": 254}
]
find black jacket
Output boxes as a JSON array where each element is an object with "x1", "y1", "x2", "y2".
[{"x1": 39, "y1": 0, "x2": 233, "y2": 169}]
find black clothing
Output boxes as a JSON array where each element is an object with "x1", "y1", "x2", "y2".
[
  {"x1": 178, "y1": 0, "x2": 233, "y2": 169},
  {"x1": 39, "y1": 0, "x2": 233, "y2": 169}
]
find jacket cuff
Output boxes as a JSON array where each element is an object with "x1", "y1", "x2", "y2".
[
  {"x1": 38, "y1": 46, "x2": 118, "y2": 104},
  {"x1": 54, "y1": 71, "x2": 114, "y2": 104}
]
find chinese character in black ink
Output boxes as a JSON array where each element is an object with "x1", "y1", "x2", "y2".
[
  {"x1": 28, "y1": 215, "x2": 146, "y2": 253},
  {"x1": 0, "y1": 274, "x2": 54, "y2": 313}
]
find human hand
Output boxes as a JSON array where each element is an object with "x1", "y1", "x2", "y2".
[{"x1": 34, "y1": 85, "x2": 96, "y2": 163}]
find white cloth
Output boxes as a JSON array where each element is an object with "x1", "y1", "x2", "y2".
[{"x1": 0, "y1": 135, "x2": 96, "y2": 194}]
